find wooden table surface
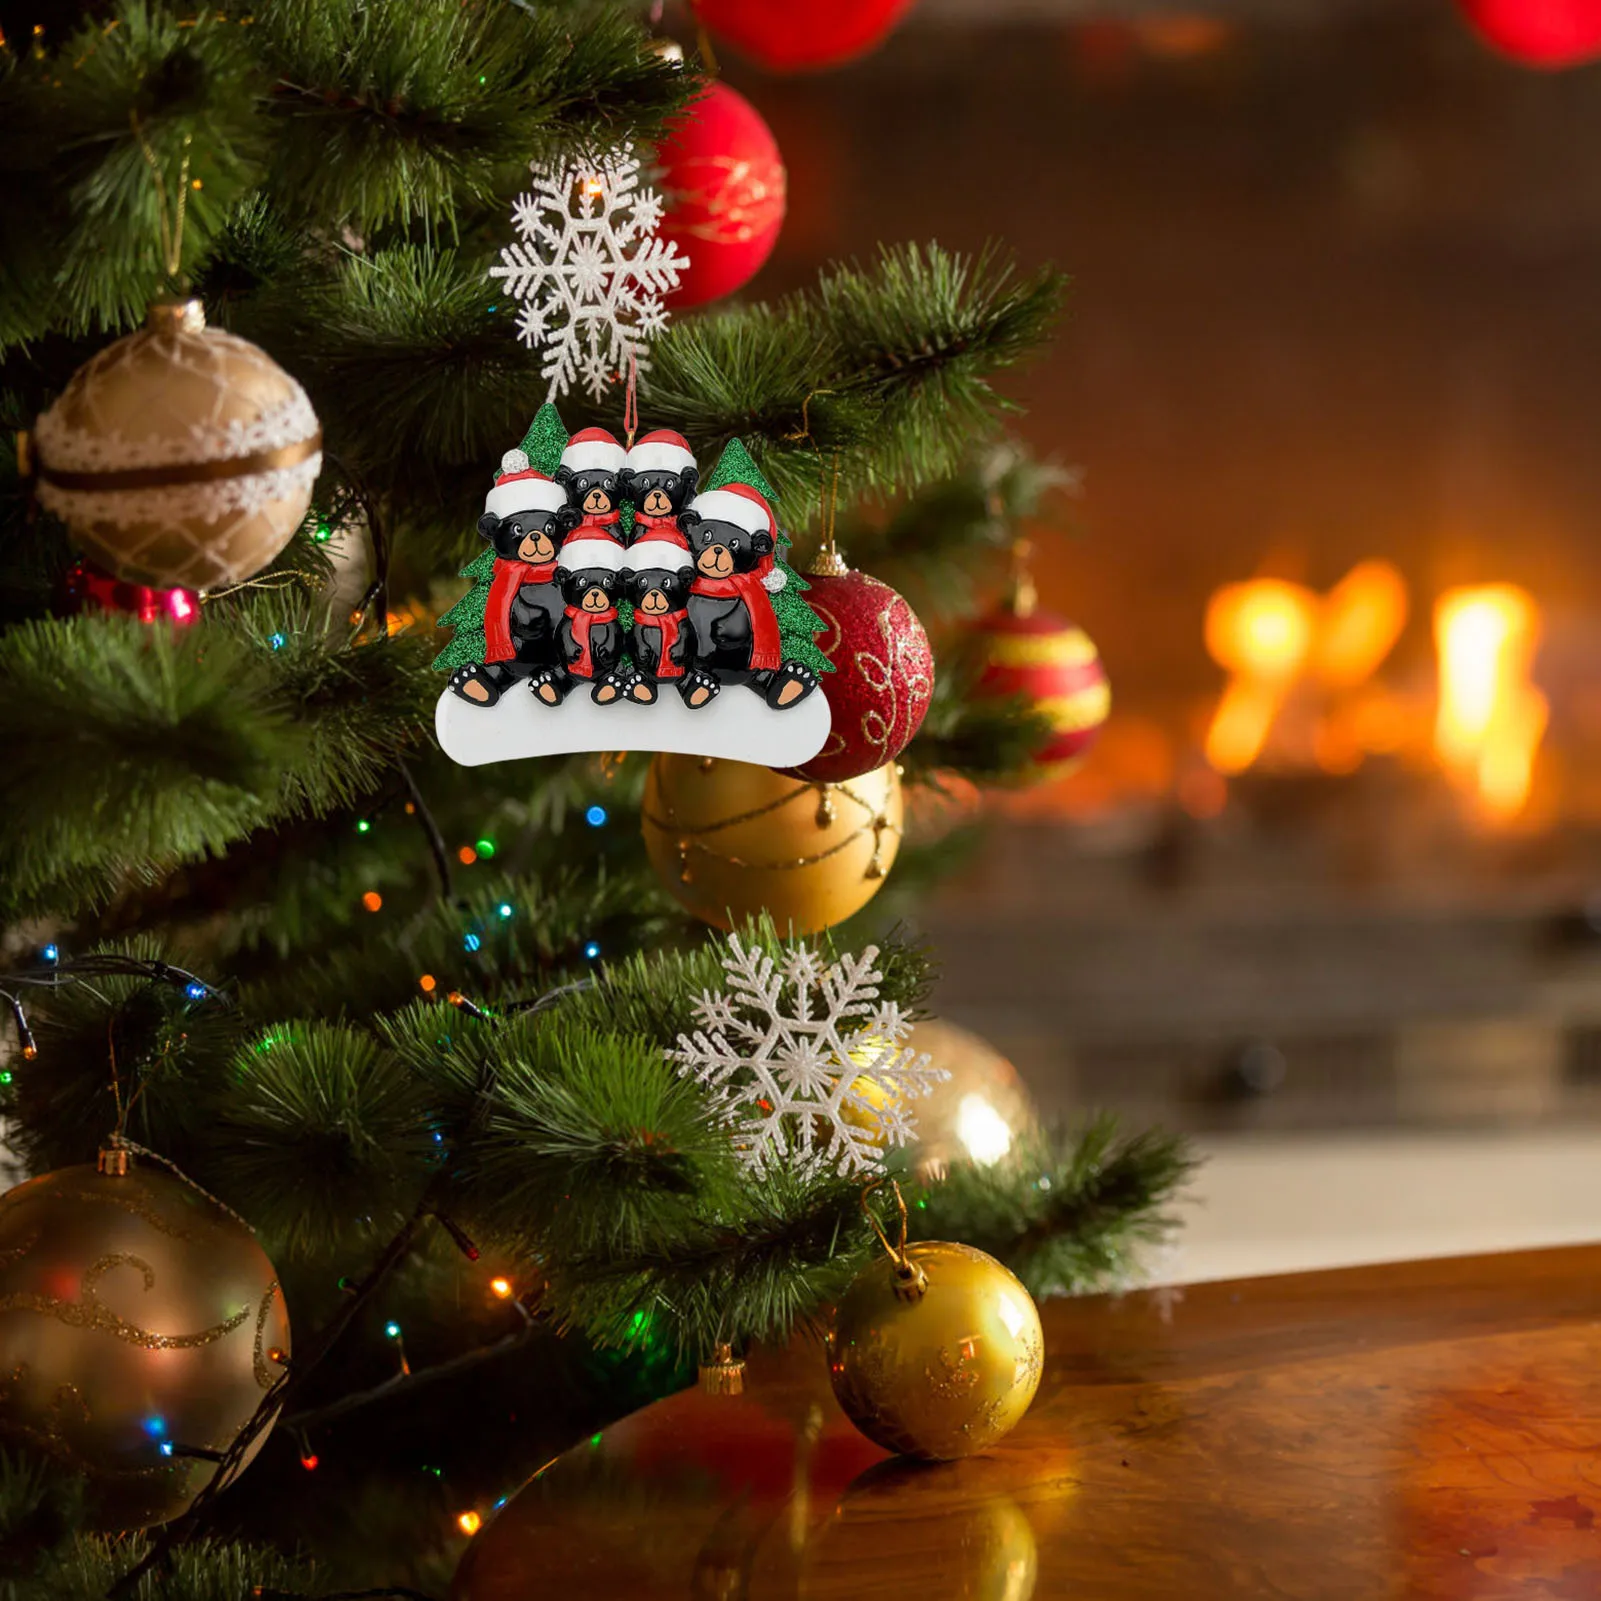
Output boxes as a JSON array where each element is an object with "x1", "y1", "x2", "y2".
[{"x1": 454, "y1": 1246, "x2": 1601, "y2": 1600}]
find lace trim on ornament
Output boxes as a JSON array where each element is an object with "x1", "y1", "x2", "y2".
[
  {"x1": 33, "y1": 385, "x2": 321, "y2": 474},
  {"x1": 37, "y1": 455, "x2": 322, "y2": 526}
]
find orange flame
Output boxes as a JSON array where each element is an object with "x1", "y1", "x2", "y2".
[
  {"x1": 1203, "y1": 579, "x2": 1317, "y2": 774},
  {"x1": 1433, "y1": 585, "x2": 1546, "y2": 822}
]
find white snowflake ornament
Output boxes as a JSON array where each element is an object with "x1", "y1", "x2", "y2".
[
  {"x1": 489, "y1": 150, "x2": 689, "y2": 404},
  {"x1": 670, "y1": 935, "x2": 948, "y2": 1178}
]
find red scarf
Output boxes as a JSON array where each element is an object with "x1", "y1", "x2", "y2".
[
  {"x1": 692, "y1": 565, "x2": 780, "y2": 671},
  {"x1": 630, "y1": 511, "x2": 689, "y2": 548},
  {"x1": 578, "y1": 509, "x2": 623, "y2": 541},
  {"x1": 484, "y1": 557, "x2": 557, "y2": 662},
  {"x1": 638, "y1": 609, "x2": 687, "y2": 677},
  {"x1": 565, "y1": 604, "x2": 618, "y2": 677}
]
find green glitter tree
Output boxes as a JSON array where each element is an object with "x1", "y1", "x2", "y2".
[
  {"x1": 703, "y1": 439, "x2": 833, "y2": 677},
  {"x1": 432, "y1": 404, "x2": 572, "y2": 672}
]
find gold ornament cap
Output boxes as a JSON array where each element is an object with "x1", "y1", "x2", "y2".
[
  {"x1": 145, "y1": 296, "x2": 206, "y2": 337},
  {"x1": 96, "y1": 1144, "x2": 131, "y2": 1177},
  {"x1": 699, "y1": 1343, "x2": 747, "y2": 1396}
]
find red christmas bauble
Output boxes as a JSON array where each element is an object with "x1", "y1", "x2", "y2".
[
  {"x1": 788, "y1": 567, "x2": 933, "y2": 784},
  {"x1": 1456, "y1": 0, "x2": 1601, "y2": 65},
  {"x1": 971, "y1": 605, "x2": 1109, "y2": 777},
  {"x1": 59, "y1": 560, "x2": 199, "y2": 626},
  {"x1": 695, "y1": 0, "x2": 917, "y2": 72},
  {"x1": 658, "y1": 82, "x2": 786, "y2": 309}
]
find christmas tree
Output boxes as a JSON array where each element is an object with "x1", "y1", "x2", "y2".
[{"x1": 0, "y1": 4, "x2": 1190, "y2": 1594}]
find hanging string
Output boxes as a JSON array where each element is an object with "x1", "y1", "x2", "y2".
[
  {"x1": 131, "y1": 113, "x2": 192, "y2": 284},
  {"x1": 688, "y1": 0, "x2": 719, "y2": 73},
  {"x1": 784, "y1": 388, "x2": 848, "y2": 574},
  {"x1": 623, "y1": 350, "x2": 640, "y2": 449},
  {"x1": 105, "y1": 1134, "x2": 262, "y2": 1236}
]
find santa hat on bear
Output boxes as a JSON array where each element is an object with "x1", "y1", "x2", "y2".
[
  {"x1": 557, "y1": 535, "x2": 624, "y2": 575},
  {"x1": 625, "y1": 430, "x2": 697, "y2": 478},
  {"x1": 625, "y1": 534, "x2": 694, "y2": 574},
  {"x1": 560, "y1": 427, "x2": 626, "y2": 477},
  {"x1": 687, "y1": 482, "x2": 774, "y2": 540},
  {"x1": 485, "y1": 450, "x2": 569, "y2": 521},
  {"x1": 687, "y1": 482, "x2": 786, "y2": 592}
]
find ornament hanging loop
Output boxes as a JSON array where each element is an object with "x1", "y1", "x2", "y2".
[
  {"x1": 131, "y1": 113, "x2": 192, "y2": 286},
  {"x1": 861, "y1": 1177, "x2": 927, "y2": 1302},
  {"x1": 623, "y1": 350, "x2": 640, "y2": 449}
]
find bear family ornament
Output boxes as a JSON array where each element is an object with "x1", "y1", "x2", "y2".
[{"x1": 434, "y1": 409, "x2": 833, "y2": 767}]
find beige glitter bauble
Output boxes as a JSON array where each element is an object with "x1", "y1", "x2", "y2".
[
  {"x1": 0, "y1": 1151, "x2": 289, "y2": 1530},
  {"x1": 642, "y1": 755, "x2": 902, "y2": 934},
  {"x1": 32, "y1": 299, "x2": 322, "y2": 590}
]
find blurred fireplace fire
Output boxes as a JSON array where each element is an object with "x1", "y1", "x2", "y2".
[{"x1": 1199, "y1": 565, "x2": 1547, "y2": 826}]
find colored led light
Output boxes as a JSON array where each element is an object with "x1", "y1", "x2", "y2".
[
  {"x1": 584, "y1": 941, "x2": 601, "y2": 959},
  {"x1": 458, "y1": 845, "x2": 477, "y2": 865},
  {"x1": 463, "y1": 933, "x2": 481, "y2": 953},
  {"x1": 357, "y1": 819, "x2": 372, "y2": 834},
  {"x1": 585, "y1": 805, "x2": 607, "y2": 826},
  {"x1": 362, "y1": 891, "x2": 383, "y2": 912},
  {"x1": 490, "y1": 1276, "x2": 513, "y2": 1299},
  {"x1": 497, "y1": 902, "x2": 513, "y2": 919},
  {"x1": 41, "y1": 944, "x2": 58, "y2": 963},
  {"x1": 269, "y1": 632, "x2": 286, "y2": 650},
  {"x1": 458, "y1": 1510, "x2": 483, "y2": 1536},
  {"x1": 418, "y1": 974, "x2": 437, "y2": 994},
  {"x1": 184, "y1": 981, "x2": 207, "y2": 1001},
  {"x1": 300, "y1": 1452, "x2": 319, "y2": 1471},
  {"x1": 475, "y1": 838, "x2": 496, "y2": 858},
  {"x1": 385, "y1": 1322, "x2": 401, "y2": 1339}
]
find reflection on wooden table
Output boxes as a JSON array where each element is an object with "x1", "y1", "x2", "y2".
[{"x1": 453, "y1": 1245, "x2": 1601, "y2": 1600}]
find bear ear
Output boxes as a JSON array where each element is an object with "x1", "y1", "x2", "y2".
[
  {"x1": 555, "y1": 505, "x2": 583, "y2": 535},
  {"x1": 553, "y1": 465, "x2": 574, "y2": 486},
  {"x1": 679, "y1": 507, "x2": 701, "y2": 531},
  {"x1": 752, "y1": 530, "x2": 775, "y2": 555},
  {"x1": 477, "y1": 512, "x2": 501, "y2": 541},
  {"x1": 616, "y1": 467, "x2": 636, "y2": 496},
  {"x1": 679, "y1": 465, "x2": 699, "y2": 495}
]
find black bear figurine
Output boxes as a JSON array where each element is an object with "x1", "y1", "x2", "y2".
[
  {"x1": 449, "y1": 459, "x2": 580, "y2": 706},
  {"x1": 622, "y1": 536, "x2": 711, "y2": 708},
  {"x1": 681, "y1": 485, "x2": 819, "y2": 711},
  {"x1": 554, "y1": 428, "x2": 627, "y2": 544},
  {"x1": 528, "y1": 536, "x2": 628, "y2": 707},
  {"x1": 620, "y1": 430, "x2": 699, "y2": 549}
]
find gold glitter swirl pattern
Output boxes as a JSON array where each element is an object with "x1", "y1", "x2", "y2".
[
  {"x1": 0, "y1": 1252, "x2": 251, "y2": 1350},
  {"x1": 5, "y1": 1183, "x2": 201, "y2": 1241},
  {"x1": 252, "y1": 1281, "x2": 284, "y2": 1388}
]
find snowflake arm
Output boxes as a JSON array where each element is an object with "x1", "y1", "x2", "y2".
[
  {"x1": 489, "y1": 151, "x2": 689, "y2": 404},
  {"x1": 669, "y1": 936, "x2": 949, "y2": 1179}
]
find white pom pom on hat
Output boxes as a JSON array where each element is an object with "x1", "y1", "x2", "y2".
[
  {"x1": 557, "y1": 535, "x2": 625, "y2": 572},
  {"x1": 560, "y1": 427, "x2": 626, "y2": 475},
  {"x1": 500, "y1": 447, "x2": 531, "y2": 475},
  {"x1": 687, "y1": 483, "x2": 773, "y2": 535},
  {"x1": 625, "y1": 430, "x2": 697, "y2": 477}
]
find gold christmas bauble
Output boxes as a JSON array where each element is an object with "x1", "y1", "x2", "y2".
[
  {"x1": 642, "y1": 755, "x2": 902, "y2": 934},
  {"x1": 33, "y1": 298, "x2": 322, "y2": 590},
  {"x1": 827, "y1": 1241, "x2": 1043, "y2": 1461},
  {"x1": 912, "y1": 1020, "x2": 1038, "y2": 1173},
  {"x1": 0, "y1": 1153, "x2": 289, "y2": 1530}
]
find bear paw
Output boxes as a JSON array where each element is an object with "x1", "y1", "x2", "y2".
[
  {"x1": 449, "y1": 664, "x2": 506, "y2": 707},
  {"x1": 528, "y1": 667, "x2": 571, "y2": 707},
  {"x1": 591, "y1": 669, "x2": 632, "y2": 706},
  {"x1": 763, "y1": 662, "x2": 819, "y2": 711},
  {"x1": 679, "y1": 669, "x2": 721, "y2": 711},
  {"x1": 627, "y1": 673, "x2": 659, "y2": 706}
]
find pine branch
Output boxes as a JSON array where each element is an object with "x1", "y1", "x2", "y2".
[
  {"x1": 0, "y1": 610, "x2": 435, "y2": 919},
  {"x1": 912, "y1": 1119, "x2": 1198, "y2": 1299}
]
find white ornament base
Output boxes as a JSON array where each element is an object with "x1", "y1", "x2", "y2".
[{"x1": 435, "y1": 683, "x2": 831, "y2": 769}]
